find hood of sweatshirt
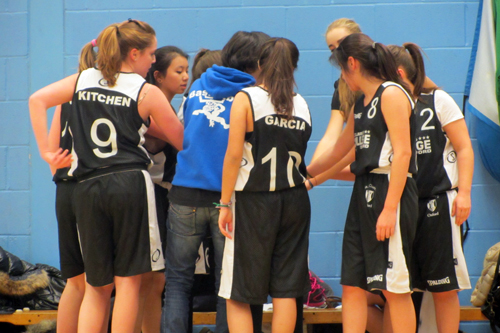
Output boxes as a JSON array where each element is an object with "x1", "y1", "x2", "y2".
[{"x1": 200, "y1": 65, "x2": 256, "y2": 100}]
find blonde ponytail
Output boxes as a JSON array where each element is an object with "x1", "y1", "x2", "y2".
[{"x1": 94, "y1": 20, "x2": 156, "y2": 87}]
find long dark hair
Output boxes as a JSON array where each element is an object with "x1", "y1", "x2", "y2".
[
  {"x1": 258, "y1": 38, "x2": 299, "y2": 118},
  {"x1": 221, "y1": 31, "x2": 270, "y2": 74},
  {"x1": 388, "y1": 43, "x2": 437, "y2": 98},
  {"x1": 146, "y1": 46, "x2": 189, "y2": 86},
  {"x1": 330, "y1": 33, "x2": 411, "y2": 96}
]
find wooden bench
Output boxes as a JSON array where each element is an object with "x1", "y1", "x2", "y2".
[{"x1": 0, "y1": 306, "x2": 487, "y2": 327}]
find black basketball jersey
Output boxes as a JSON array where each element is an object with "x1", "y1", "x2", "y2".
[
  {"x1": 234, "y1": 86, "x2": 312, "y2": 192},
  {"x1": 350, "y1": 82, "x2": 416, "y2": 176},
  {"x1": 69, "y1": 68, "x2": 151, "y2": 178},
  {"x1": 414, "y1": 90, "x2": 462, "y2": 198},
  {"x1": 53, "y1": 102, "x2": 77, "y2": 182}
]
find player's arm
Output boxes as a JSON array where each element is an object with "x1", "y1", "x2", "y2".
[
  {"x1": 307, "y1": 108, "x2": 354, "y2": 177},
  {"x1": 376, "y1": 86, "x2": 412, "y2": 241},
  {"x1": 47, "y1": 105, "x2": 63, "y2": 175},
  {"x1": 218, "y1": 92, "x2": 250, "y2": 239},
  {"x1": 306, "y1": 148, "x2": 355, "y2": 190},
  {"x1": 29, "y1": 75, "x2": 77, "y2": 169},
  {"x1": 145, "y1": 90, "x2": 179, "y2": 145},
  {"x1": 311, "y1": 109, "x2": 345, "y2": 162},
  {"x1": 147, "y1": 118, "x2": 172, "y2": 145},
  {"x1": 444, "y1": 118, "x2": 473, "y2": 225},
  {"x1": 139, "y1": 84, "x2": 184, "y2": 151}
]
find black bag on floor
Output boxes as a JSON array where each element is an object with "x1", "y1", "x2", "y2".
[
  {"x1": 0, "y1": 247, "x2": 65, "y2": 312},
  {"x1": 482, "y1": 251, "x2": 500, "y2": 332}
]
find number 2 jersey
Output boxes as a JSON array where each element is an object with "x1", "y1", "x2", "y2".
[
  {"x1": 234, "y1": 86, "x2": 312, "y2": 192},
  {"x1": 414, "y1": 90, "x2": 463, "y2": 198},
  {"x1": 350, "y1": 81, "x2": 416, "y2": 176},
  {"x1": 69, "y1": 68, "x2": 151, "y2": 178}
]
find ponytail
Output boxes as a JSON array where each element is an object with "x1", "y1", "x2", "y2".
[
  {"x1": 331, "y1": 33, "x2": 412, "y2": 96},
  {"x1": 403, "y1": 43, "x2": 437, "y2": 97},
  {"x1": 78, "y1": 41, "x2": 97, "y2": 73},
  {"x1": 387, "y1": 42, "x2": 438, "y2": 98},
  {"x1": 95, "y1": 20, "x2": 156, "y2": 87},
  {"x1": 372, "y1": 43, "x2": 398, "y2": 82},
  {"x1": 373, "y1": 42, "x2": 412, "y2": 96},
  {"x1": 402, "y1": 43, "x2": 425, "y2": 97},
  {"x1": 258, "y1": 38, "x2": 299, "y2": 118},
  {"x1": 96, "y1": 25, "x2": 122, "y2": 87}
]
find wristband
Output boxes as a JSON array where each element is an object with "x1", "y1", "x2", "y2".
[
  {"x1": 307, "y1": 179, "x2": 315, "y2": 189},
  {"x1": 214, "y1": 200, "x2": 232, "y2": 209}
]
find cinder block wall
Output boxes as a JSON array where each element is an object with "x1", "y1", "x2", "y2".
[{"x1": 1, "y1": 1, "x2": 495, "y2": 331}]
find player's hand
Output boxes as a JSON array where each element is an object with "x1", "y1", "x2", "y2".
[
  {"x1": 304, "y1": 178, "x2": 317, "y2": 191},
  {"x1": 218, "y1": 207, "x2": 233, "y2": 239},
  {"x1": 452, "y1": 191, "x2": 471, "y2": 226},
  {"x1": 375, "y1": 208, "x2": 397, "y2": 241},
  {"x1": 42, "y1": 148, "x2": 72, "y2": 170}
]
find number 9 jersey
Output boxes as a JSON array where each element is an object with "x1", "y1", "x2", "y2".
[
  {"x1": 70, "y1": 68, "x2": 151, "y2": 178},
  {"x1": 234, "y1": 86, "x2": 312, "y2": 192}
]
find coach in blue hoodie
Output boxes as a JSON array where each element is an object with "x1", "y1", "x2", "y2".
[{"x1": 163, "y1": 31, "x2": 270, "y2": 333}]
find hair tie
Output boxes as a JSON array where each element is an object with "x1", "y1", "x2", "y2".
[
  {"x1": 372, "y1": 42, "x2": 376, "y2": 49},
  {"x1": 115, "y1": 25, "x2": 120, "y2": 36},
  {"x1": 91, "y1": 39, "x2": 97, "y2": 47},
  {"x1": 128, "y1": 18, "x2": 143, "y2": 30}
]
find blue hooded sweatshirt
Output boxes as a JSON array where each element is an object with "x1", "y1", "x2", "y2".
[{"x1": 171, "y1": 65, "x2": 255, "y2": 193}]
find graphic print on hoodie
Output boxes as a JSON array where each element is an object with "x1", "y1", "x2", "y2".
[{"x1": 172, "y1": 65, "x2": 256, "y2": 192}]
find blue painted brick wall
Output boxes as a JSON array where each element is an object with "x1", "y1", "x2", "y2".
[
  {"x1": 0, "y1": 1, "x2": 31, "y2": 262},
  {"x1": 1, "y1": 1, "x2": 498, "y2": 331}
]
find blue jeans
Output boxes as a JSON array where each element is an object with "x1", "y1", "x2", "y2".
[{"x1": 161, "y1": 203, "x2": 228, "y2": 333}]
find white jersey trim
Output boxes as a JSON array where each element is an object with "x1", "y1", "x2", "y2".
[
  {"x1": 142, "y1": 170, "x2": 165, "y2": 271},
  {"x1": 242, "y1": 87, "x2": 312, "y2": 125},
  {"x1": 381, "y1": 81, "x2": 415, "y2": 109},
  {"x1": 76, "y1": 68, "x2": 145, "y2": 102},
  {"x1": 219, "y1": 192, "x2": 237, "y2": 299},
  {"x1": 384, "y1": 172, "x2": 412, "y2": 293},
  {"x1": 235, "y1": 141, "x2": 255, "y2": 190},
  {"x1": 447, "y1": 190, "x2": 471, "y2": 290}
]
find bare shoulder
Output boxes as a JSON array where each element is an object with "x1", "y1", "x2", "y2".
[
  {"x1": 381, "y1": 84, "x2": 408, "y2": 100},
  {"x1": 234, "y1": 90, "x2": 251, "y2": 103},
  {"x1": 232, "y1": 91, "x2": 252, "y2": 112},
  {"x1": 381, "y1": 85, "x2": 412, "y2": 117},
  {"x1": 140, "y1": 83, "x2": 166, "y2": 107}
]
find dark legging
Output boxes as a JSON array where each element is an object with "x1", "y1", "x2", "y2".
[{"x1": 251, "y1": 296, "x2": 304, "y2": 333}]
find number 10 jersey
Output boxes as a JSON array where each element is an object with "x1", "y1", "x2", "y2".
[
  {"x1": 70, "y1": 68, "x2": 151, "y2": 178},
  {"x1": 234, "y1": 86, "x2": 312, "y2": 192}
]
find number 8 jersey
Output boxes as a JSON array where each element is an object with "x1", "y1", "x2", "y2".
[
  {"x1": 350, "y1": 81, "x2": 416, "y2": 176},
  {"x1": 234, "y1": 86, "x2": 312, "y2": 192},
  {"x1": 70, "y1": 68, "x2": 151, "y2": 178}
]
